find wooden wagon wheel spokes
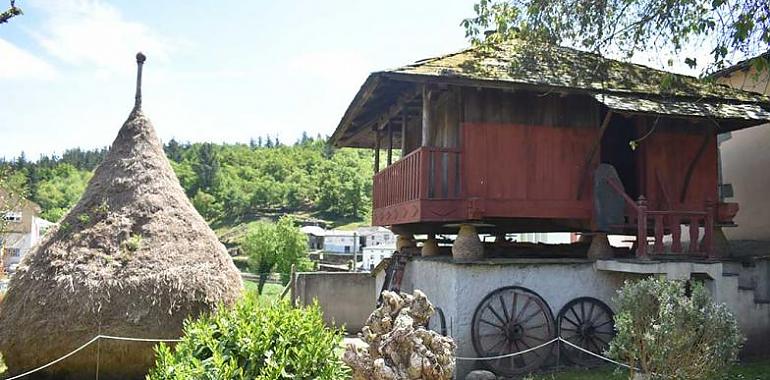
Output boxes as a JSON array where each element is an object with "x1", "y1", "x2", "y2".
[
  {"x1": 472, "y1": 286, "x2": 556, "y2": 376},
  {"x1": 557, "y1": 297, "x2": 616, "y2": 367}
]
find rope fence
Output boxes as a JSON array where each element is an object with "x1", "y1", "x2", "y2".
[
  {"x1": 3, "y1": 334, "x2": 641, "y2": 379},
  {"x1": 3, "y1": 335, "x2": 182, "y2": 380},
  {"x1": 455, "y1": 336, "x2": 642, "y2": 372}
]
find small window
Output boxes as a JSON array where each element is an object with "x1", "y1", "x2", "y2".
[{"x1": 344, "y1": 246, "x2": 350, "y2": 253}]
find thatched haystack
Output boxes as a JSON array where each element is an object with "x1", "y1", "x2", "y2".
[{"x1": 0, "y1": 54, "x2": 243, "y2": 380}]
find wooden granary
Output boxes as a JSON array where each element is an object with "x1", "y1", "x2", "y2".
[
  {"x1": 331, "y1": 40, "x2": 770, "y2": 259},
  {"x1": 331, "y1": 41, "x2": 770, "y2": 378}
]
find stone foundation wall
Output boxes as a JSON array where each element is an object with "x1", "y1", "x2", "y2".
[{"x1": 398, "y1": 257, "x2": 630, "y2": 378}]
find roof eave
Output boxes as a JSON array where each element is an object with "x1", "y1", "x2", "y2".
[{"x1": 330, "y1": 73, "x2": 384, "y2": 148}]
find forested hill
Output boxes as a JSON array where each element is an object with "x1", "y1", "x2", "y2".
[{"x1": 1, "y1": 135, "x2": 373, "y2": 226}]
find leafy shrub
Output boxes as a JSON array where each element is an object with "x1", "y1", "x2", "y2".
[
  {"x1": 0, "y1": 353, "x2": 5, "y2": 375},
  {"x1": 608, "y1": 277, "x2": 743, "y2": 380},
  {"x1": 147, "y1": 295, "x2": 349, "y2": 380}
]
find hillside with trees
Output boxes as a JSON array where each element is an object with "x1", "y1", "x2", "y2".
[{"x1": 0, "y1": 134, "x2": 373, "y2": 230}]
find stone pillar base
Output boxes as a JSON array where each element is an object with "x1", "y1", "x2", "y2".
[
  {"x1": 587, "y1": 233, "x2": 614, "y2": 259},
  {"x1": 396, "y1": 234, "x2": 416, "y2": 251},
  {"x1": 421, "y1": 234, "x2": 440, "y2": 257},
  {"x1": 452, "y1": 224, "x2": 484, "y2": 260}
]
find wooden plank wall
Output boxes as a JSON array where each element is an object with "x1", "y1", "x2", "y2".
[
  {"x1": 459, "y1": 88, "x2": 599, "y2": 217},
  {"x1": 641, "y1": 118, "x2": 718, "y2": 210}
]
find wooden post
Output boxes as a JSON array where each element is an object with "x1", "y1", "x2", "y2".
[
  {"x1": 422, "y1": 86, "x2": 432, "y2": 147},
  {"x1": 387, "y1": 121, "x2": 393, "y2": 166},
  {"x1": 688, "y1": 216, "x2": 700, "y2": 253},
  {"x1": 401, "y1": 112, "x2": 407, "y2": 155},
  {"x1": 374, "y1": 129, "x2": 381, "y2": 173},
  {"x1": 636, "y1": 196, "x2": 648, "y2": 259},
  {"x1": 671, "y1": 215, "x2": 683, "y2": 253},
  {"x1": 654, "y1": 214, "x2": 664, "y2": 254},
  {"x1": 704, "y1": 200, "x2": 716, "y2": 259}
]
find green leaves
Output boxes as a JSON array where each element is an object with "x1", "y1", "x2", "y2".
[
  {"x1": 2, "y1": 135, "x2": 372, "y2": 225},
  {"x1": 463, "y1": 0, "x2": 770, "y2": 74},
  {"x1": 608, "y1": 277, "x2": 743, "y2": 379},
  {"x1": 240, "y1": 217, "x2": 308, "y2": 294},
  {"x1": 147, "y1": 296, "x2": 350, "y2": 380}
]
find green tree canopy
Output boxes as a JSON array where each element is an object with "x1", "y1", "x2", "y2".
[
  {"x1": 240, "y1": 216, "x2": 308, "y2": 294},
  {"x1": 462, "y1": 0, "x2": 770, "y2": 74}
]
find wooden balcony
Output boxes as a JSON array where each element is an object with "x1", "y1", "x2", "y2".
[
  {"x1": 606, "y1": 178, "x2": 718, "y2": 258},
  {"x1": 372, "y1": 147, "x2": 462, "y2": 226}
]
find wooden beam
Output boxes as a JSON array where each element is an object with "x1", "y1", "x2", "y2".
[
  {"x1": 577, "y1": 111, "x2": 614, "y2": 200},
  {"x1": 330, "y1": 75, "x2": 381, "y2": 147},
  {"x1": 374, "y1": 129, "x2": 381, "y2": 174},
  {"x1": 422, "y1": 85, "x2": 432, "y2": 147},
  {"x1": 401, "y1": 112, "x2": 407, "y2": 154},
  {"x1": 372, "y1": 87, "x2": 421, "y2": 132}
]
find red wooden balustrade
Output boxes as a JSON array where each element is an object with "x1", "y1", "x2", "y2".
[
  {"x1": 373, "y1": 147, "x2": 462, "y2": 209},
  {"x1": 606, "y1": 178, "x2": 715, "y2": 259}
]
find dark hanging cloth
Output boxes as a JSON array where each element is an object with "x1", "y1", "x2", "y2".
[{"x1": 593, "y1": 163, "x2": 625, "y2": 232}]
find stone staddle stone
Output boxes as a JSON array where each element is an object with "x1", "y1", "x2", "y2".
[
  {"x1": 587, "y1": 232, "x2": 614, "y2": 259},
  {"x1": 422, "y1": 235, "x2": 440, "y2": 257},
  {"x1": 397, "y1": 234, "x2": 416, "y2": 251},
  {"x1": 452, "y1": 224, "x2": 483, "y2": 259}
]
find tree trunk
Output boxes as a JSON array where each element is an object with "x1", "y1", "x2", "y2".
[
  {"x1": 257, "y1": 262, "x2": 272, "y2": 295},
  {"x1": 257, "y1": 272, "x2": 268, "y2": 295}
]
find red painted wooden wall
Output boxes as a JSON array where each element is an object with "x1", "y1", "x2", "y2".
[{"x1": 462, "y1": 122, "x2": 597, "y2": 219}]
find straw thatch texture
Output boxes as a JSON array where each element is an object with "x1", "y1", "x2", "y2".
[{"x1": 0, "y1": 108, "x2": 243, "y2": 380}]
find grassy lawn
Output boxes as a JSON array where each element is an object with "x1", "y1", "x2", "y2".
[
  {"x1": 244, "y1": 281, "x2": 284, "y2": 303},
  {"x1": 527, "y1": 360, "x2": 770, "y2": 380}
]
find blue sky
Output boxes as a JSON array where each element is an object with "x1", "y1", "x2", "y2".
[
  {"x1": 0, "y1": 0, "x2": 478, "y2": 159},
  {"x1": 2, "y1": 1, "x2": 710, "y2": 160}
]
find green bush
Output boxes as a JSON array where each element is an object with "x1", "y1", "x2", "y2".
[
  {"x1": 147, "y1": 295, "x2": 349, "y2": 380},
  {"x1": 608, "y1": 277, "x2": 743, "y2": 380}
]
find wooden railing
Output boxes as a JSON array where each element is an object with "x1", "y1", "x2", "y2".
[
  {"x1": 373, "y1": 147, "x2": 462, "y2": 209},
  {"x1": 606, "y1": 178, "x2": 715, "y2": 259}
]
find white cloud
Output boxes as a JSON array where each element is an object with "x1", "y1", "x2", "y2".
[
  {"x1": 29, "y1": 0, "x2": 175, "y2": 75},
  {"x1": 0, "y1": 38, "x2": 58, "y2": 80}
]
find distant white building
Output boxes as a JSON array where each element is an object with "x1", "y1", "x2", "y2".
[
  {"x1": 321, "y1": 226, "x2": 396, "y2": 254},
  {"x1": 510, "y1": 232, "x2": 573, "y2": 244},
  {"x1": 300, "y1": 225, "x2": 326, "y2": 250},
  {"x1": 362, "y1": 244, "x2": 396, "y2": 271},
  {"x1": 323, "y1": 231, "x2": 360, "y2": 254},
  {"x1": 357, "y1": 226, "x2": 395, "y2": 248},
  {"x1": 1, "y1": 193, "x2": 55, "y2": 272}
]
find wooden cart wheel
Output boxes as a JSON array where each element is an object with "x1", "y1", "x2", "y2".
[
  {"x1": 557, "y1": 297, "x2": 615, "y2": 366},
  {"x1": 427, "y1": 306, "x2": 448, "y2": 336},
  {"x1": 471, "y1": 286, "x2": 556, "y2": 376}
]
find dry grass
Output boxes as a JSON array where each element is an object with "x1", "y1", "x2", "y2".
[{"x1": 0, "y1": 108, "x2": 243, "y2": 380}]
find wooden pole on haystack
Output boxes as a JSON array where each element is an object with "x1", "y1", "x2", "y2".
[{"x1": 135, "y1": 52, "x2": 146, "y2": 110}]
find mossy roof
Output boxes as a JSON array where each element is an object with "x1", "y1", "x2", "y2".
[
  {"x1": 390, "y1": 39, "x2": 769, "y2": 103},
  {"x1": 331, "y1": 40, "x2": 770, "y2": 148}
]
